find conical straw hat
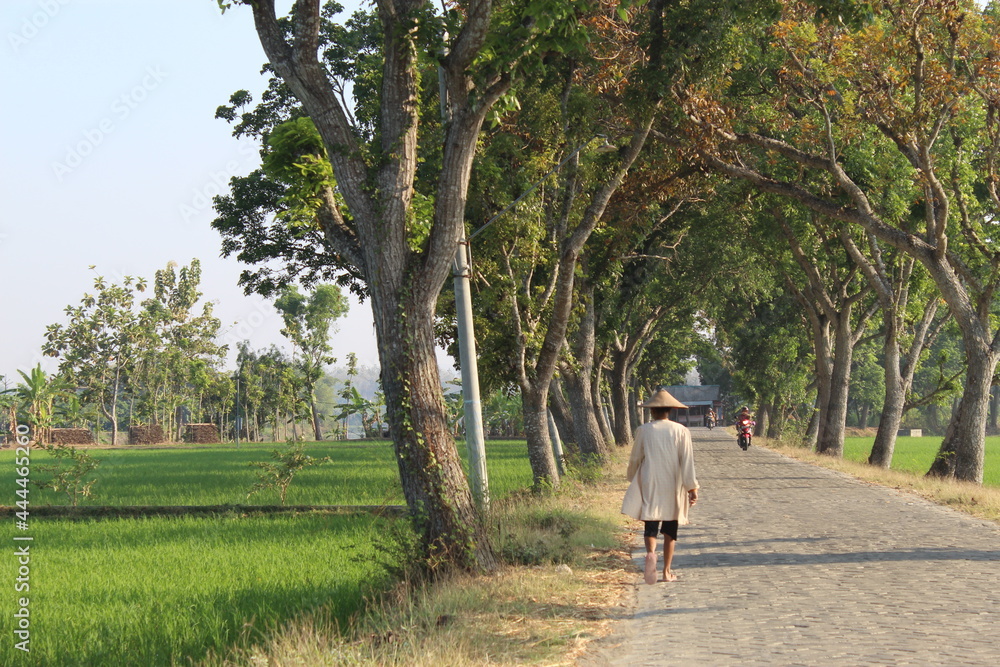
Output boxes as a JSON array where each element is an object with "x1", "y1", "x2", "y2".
[{"x1": 640, "y1": 389, "x2": 688, "y2": 409}]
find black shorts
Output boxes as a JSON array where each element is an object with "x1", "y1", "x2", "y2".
[{"x1": 643, "y1": 520, "x2": 679, "y2": 540}]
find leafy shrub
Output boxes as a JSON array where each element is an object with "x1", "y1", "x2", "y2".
[
  {"x1": 32, "y1": 444, "x2": 101, "y2": 506},
  {"x1": 247, "y1": 441, "x2": 330, "y2": 505}
]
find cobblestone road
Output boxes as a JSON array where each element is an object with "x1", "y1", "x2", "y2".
[{"x1": 583, "y1": 428, "x2": 1000, "y2": 666}]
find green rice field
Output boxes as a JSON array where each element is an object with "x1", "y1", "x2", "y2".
[
  {"x1": 0, "y1": 440, "x2": 535, "y2": 666},
  {"x1": 0, "y1": 439, "x2": 534, "y2": 507},
  {"x1": 843, "y1": 436, "x2": 1000, "y2": 487},
  {"x1": 0, "y1": 514, "x2": 392, "y2": 666}
]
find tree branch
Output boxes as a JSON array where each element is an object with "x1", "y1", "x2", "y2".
[
  {"x1": 248, "y1": 0, "x2": 375, "y2": 229},
  {"x1": 316, "y1": 186, "x2": 365, "y2": 272}
]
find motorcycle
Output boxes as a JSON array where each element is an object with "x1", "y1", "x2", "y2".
[
  {"x1": 736, "y1": 417, "x2": 755, "y2": 450},
  {"x1": 706, "y1": 415, "x2": 716, "y2": 430}
]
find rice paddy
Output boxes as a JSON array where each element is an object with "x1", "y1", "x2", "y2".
[{"x1": 0, "y1": 439, "x2": 535, "y2": 666}]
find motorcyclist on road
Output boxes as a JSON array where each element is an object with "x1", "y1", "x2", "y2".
[{"x1": 735, "y1": 406, "x2": 756, "y2": 451}]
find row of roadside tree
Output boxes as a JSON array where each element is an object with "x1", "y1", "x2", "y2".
[
  {"x1": 207, "y1": 0, "x2": 1000, "y2": 570},
  {"x1": 14, "y1": 0, "x2": 999, "y2": 571}
]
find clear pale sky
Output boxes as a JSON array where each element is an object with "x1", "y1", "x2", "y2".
[{"x1": 0, "y1": 0, "x2": 390, "y2": 383}]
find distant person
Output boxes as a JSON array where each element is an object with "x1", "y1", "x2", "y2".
[
  {"x1": 735, "y1": 406, "x2": 756, "y2": 450},
  {"x1": 623, "y1": 389, "x2": 699, "y2": 584},
  {"x1": 706, "y1": 408, "x2": 717, "y2": 429}
]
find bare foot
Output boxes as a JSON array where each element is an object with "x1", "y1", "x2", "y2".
[
  {"x1": 661, "y1": 570, "x2": 678, "y2": 583},
  {"x1": 644, "y1": 553, "x2": 657, "y2": 585}
]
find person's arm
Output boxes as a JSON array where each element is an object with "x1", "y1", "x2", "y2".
[
  {"x1": 626, "y1": 429, "x2": 645, "y2": 481},
  {"x1": 679, "y1": 428, "x2": 699, "y2": 503}
]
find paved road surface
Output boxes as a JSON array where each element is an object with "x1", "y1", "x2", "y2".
[{"x1": 583, "y1": 428, "x2": 1000, "y2": 666}]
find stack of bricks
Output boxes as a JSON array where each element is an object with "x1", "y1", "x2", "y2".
[
  {"x1": 48, "y1": 428, "x2": 95, "y2": 445},
  {"x1": 184, "y1": 423, "x2": 220, "y2": 444},
  {"x1": 129, "y1": 425, "x2": 165, "y2": 445}
]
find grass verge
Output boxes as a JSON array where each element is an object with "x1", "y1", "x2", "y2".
[
  {"x1": 214, "y1": 453, "x2": 639, "y2": 666},
  {"x1": 761, "y1": 437, "x2": 1000, "y2": 525}
]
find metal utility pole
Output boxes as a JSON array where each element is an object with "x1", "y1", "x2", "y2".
[
  {"x1": 437, "y1": 14, "x2": 489, "y2": 510},
  {"x1": 547, "y1": 410, "x2": 565, "y2": 476},
  {"x1": 453, "y1": 240, "x2": 489, "y2": 508}
]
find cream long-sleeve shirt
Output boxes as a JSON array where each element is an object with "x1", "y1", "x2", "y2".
[{"x1": 626, "y1": 418, "x2": 699, "y2": 524}]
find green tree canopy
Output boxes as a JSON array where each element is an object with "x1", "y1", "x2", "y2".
[{"x1": 274, "y1": 283, "x2": 349, "y2": 440}]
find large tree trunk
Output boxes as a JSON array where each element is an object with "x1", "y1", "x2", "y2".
[
  {"x1": 562, "y1": 368, "x2": 608, "y2": 460},
  {"x1": 629, "y1": 384, "x2": 641, "y2": 429},
  {"x1": 817, "y1": 314, "x2": 855, "y2": 457},
  {"x1": 610, "y1": 356, "x2": 632, "y2": 446},
  {"x1": 838, "y1": 239, "x2": 941, "y2": 470},
  {"x1": 548, "y1": 377, "x2": 575, "y2": 445},
  {"x1": 561, "y1": 281, "x2": 608, "y2": 460},
  {"x1": 511, "y1": 121, "x2": 653, "y2": 485},
  {"x1": 521, "y1": 386, "x2": 560, "y2": 489},
  {"x1": 927, "y1": 343, "x2": 997, "y2": 483},
  {"x1": 927, "y1": 396, "x2": 963, "y2": 477},
  {"x1": 377, "y1": 290, "x2": 496, "y2": 570},
  {"x1": 592, "y1": 359, "x2": 615, "y2": 447},
  {"x1": 810, "y1": 318, "x2": 833, "y2": 452},
  {"x1": 779, "y1": 221, "x2": 871, "y2": 458},
  {"x1": 917, "y1": 252, "x2": 999, "y2": 482},
  {"x1": 754, "y1": 404, "x2": 769, "y2": 438},
  {"x1": 766, "y1": 400, "x2": 782, "y2": 438},
  {"x1": 869, "y1": 324, "x2": 904, "y2": 467},
  {"x1": 607, "y1": 309, "x2": 664, "y2": 447}
]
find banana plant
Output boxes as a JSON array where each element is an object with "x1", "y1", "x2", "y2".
[{"x1": 15, "y1": 365, "x2": 67, "y2": 442}]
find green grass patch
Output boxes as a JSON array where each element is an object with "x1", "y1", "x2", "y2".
[
  {"x1": 0, "y1": 440, "x2": 534, "y2": 507},
  {"x1": 843, "y1": 436, "x2": 1000, "y2": 486},
  {"x1": 0, "y1": 513, "x2": 397, "y2": 666}
]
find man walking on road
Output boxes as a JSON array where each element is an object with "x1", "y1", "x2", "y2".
[{"x1": 625, "y1": 389, "x2": 699, "y2": 583}]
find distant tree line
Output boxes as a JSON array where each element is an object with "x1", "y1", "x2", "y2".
[{"x1": 1, "y1": 259, "x2": 536, "y2": 445}]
